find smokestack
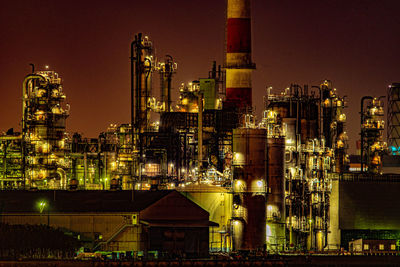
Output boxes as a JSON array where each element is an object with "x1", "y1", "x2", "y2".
[{"x1": 225, "y1": 0, "x2": 255, "y2": 110}]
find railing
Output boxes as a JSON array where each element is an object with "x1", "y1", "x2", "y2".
[
  {"x1": 339, "y1": 172, "x2": 400, "y2": 182},
  {"x1": 93, "y1": 223, "x2": 134, "y2": 251}
]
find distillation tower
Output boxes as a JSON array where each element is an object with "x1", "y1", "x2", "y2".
[
  {"x1": 22, "y1": 69, "x2": 69, "y2": 189},
  {"x1": 360, "y1": 96, "x2": 386, "y2": 173}
]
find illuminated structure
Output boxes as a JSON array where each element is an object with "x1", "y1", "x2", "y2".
[
  {"x1": 0, "y1": 130, "x2": 23, "y2": 189},
  {"x1": 156, "y1": 55, "x2": 177, "y2": 113},
  {"x1": 321, "y1": 81, "x2": 348, "y2": 173},
  {"x1": 360, "y1": 96, "x2": 386, "y2": 173},
  {"x1": 22, "y1": 69, "x2": 69, "y2": 189},
  {"x1": 131, "y1": 33, "x2": 154, "y2": 184},
  {"x1": 2, "y1": 0, "x2": 400, "y2": 258},
  {"x1": 265, "y1": 84, "x2": 345, "y2": 251}
]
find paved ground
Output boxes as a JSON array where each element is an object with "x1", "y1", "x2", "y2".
[{"x1": 2, "y1": 256, "x2": 400, "y2": 266}]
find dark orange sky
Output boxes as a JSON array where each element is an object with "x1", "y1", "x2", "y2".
[{"x1": 0, "y1": 0, "x2": 399, "y2": 153}]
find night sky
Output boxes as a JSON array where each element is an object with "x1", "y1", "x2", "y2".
[{"x1": 1, "y1": 0, "x2": 399, "y2": 153}]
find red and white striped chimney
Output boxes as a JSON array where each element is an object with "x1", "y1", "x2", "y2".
[{"x1": 225, "y1": 0, "x2": 254, "y2": 110}]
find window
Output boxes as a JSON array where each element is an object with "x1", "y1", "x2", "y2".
[
  {"x1": 379, "y1": 244, "x2": 384, "y2": 250},
  {"x1": 363, "y1": 244, "x2": 369, "y2": 250},
  {"x1": 391, "y1": 244, "x2": 396, "y2": 250}
]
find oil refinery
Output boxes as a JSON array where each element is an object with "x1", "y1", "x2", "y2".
[{"x1": 1, "y1": 0, "x2": 400, "y2": 260}]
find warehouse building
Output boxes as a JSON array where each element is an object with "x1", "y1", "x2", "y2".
[{"x1": 0, "y1": 190, "x2": 216, "y2": 258}]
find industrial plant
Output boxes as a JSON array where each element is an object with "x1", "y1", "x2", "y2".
[{"x1": 1, "y1": 0, "x2": 400, "y2": 260}]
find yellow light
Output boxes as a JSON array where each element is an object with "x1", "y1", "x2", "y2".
[
  {"x1": 338, "y1": 114, "x2": 346, "y2": 122},
  {"x1": 285, "y1": 139, "x2": 293, "y2": 145},
  {"x1": 267, "y1": 110, "x2": 275, "y2": 119},
  {"x1": 257, "y1": 180, "x2": 263, "y2": 187}
]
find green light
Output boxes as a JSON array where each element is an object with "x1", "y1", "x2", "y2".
[{"x1": 38, "y1": 201, "x2": 47, "y2": 213}]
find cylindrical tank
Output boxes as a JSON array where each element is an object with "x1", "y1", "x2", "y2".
[
  {"x1": 269, "y1": 99, "x2": 318, "y2": 143},
  {"x1": 160, "y1": 57, "x2": 175, "y2": 112},
  {"x1": 232, "y1": 128, "x2": 266, "y2": 250},
  {"x1": 225, "y1": 0, "x2": 254, "y2": 109},
  {"x1": 300, "y1": 100, "x2": 319, "y2": 142},
  {"x1": 283, "y1": 118, "x2": 296, "y2": 145},
  {"x1": 266, "y1": 137, "x2": 285, "y2": 251},
  {"x1": 269, "y1": 102, "x2": 294, "y2": 119}
]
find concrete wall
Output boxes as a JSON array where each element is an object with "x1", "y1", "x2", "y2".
[
  {"x1": 328, "y1": 179, "x2": 340, "y2": 250},
  {"x1": 339, "y1": 181, "x2": 400, "y2": 230},
  {"x1": 328, "y1": 179, "x2": 400, "y2": 249}
]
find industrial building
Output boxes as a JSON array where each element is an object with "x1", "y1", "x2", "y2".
[
  {"x1": 0, "y1": 190, "x2": 214, "y2": 258},
  {"x1": 0, "y1": 0, "x2": 399, "y2": 257}
]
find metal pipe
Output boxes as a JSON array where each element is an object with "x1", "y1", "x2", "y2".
[
  {"x1": 130, "y1": 36, "x2": 137, "y2": 178},
  {"x1": 29, "y1": 63, "x2": 35, "y2": 74},
  {"x1": 22, "y1": 74, "x2": 46, "y2": 188},
  {"x1": 285, "y1": 149, "x2": 293, "y2": 163},
  {"x1": 140, "y1": 57, "x2": 152, "y2": 162},
  {"x1": 288, "y1": 169, "x2": 293, "y2": 248},
  {"x1": 198, "y1": 93, "x2": 203, "y2": 168},
  {"x1": 311, "y1": 85, "x2": 322, "y2": 140},
  {"x1": 166, "y1": 55, "x2": 173, "y2": 112}
]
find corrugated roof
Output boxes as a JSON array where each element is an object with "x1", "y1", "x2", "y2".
[{"x1": 0, "y1": 190, "x2": 172, "y2": 213}]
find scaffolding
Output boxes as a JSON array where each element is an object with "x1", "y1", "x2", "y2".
[
  {"x1": 387, "y1": 83, "x2": 400, "y2": 155},
  {"x1": 0, "y1": 132, "x2": 23, "y2": 189}
]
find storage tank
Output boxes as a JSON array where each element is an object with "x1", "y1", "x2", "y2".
[
  {"x1": 232, "y1": 128, "x2": 266, "y2": 250},
  {"x1": 266, "y1": 137, "x2": 285, "y2": 251},
  {"x1": 268, "y1": 99, "x2": 318, "y2": 143},
  {"x1": 300, "y1": 98, "x2": 319, "y2": 142}
]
